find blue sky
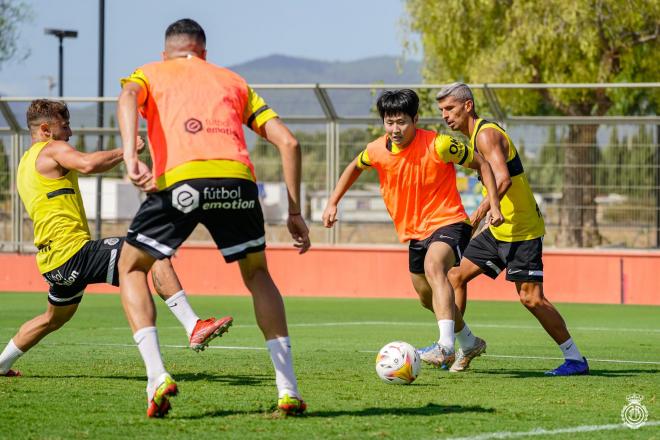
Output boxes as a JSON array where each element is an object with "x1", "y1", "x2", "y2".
[{"x1": 0, "y1": 0, "x2": 419, "y2": 97}]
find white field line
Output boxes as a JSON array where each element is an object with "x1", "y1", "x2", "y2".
[
  {"x1": 1, "y1": 321, "x2": 658, "y2": 364},
  {"x1": 447, "y1": 421, "x2": 660, "y2": 440},
  {"x1": 355, "y1": 350, "x2": 660, "y2": 365},
  {"x1": 482, "y1": 354, "x2": 660, "y2": 365},
  {"x1": 38, "y1": 342, "x2": 267, "y2": 350},
  {"x1": 4, "y1": 321, "x2": 654, "y2": 333},
  {"x1": 24, "y1": 340, "x2": 659, "y2": 365},
  {"x1": 285, "y1": 322, "x2": 660, "y2": 333}
]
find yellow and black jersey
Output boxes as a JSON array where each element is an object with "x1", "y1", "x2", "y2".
[
  {"x1": 17, "y1": 141, "x2": 90, "y2": 273},
  {"x1": 471, "y1": 118, "x2": 545, "y2": 242}
]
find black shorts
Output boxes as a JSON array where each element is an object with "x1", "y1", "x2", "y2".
[
  {"x1": 42, "y1": 237, "x2": 124, "y2": 306},
  {"x1": 463, "y1": 228, "x2": 544, "y2": 283},
  {"x1": 408, "y1": 222, "x2": 472, "y2": 274},
  {"x1": 126, "y1": 178, "x2": 266, "y2": 262}
]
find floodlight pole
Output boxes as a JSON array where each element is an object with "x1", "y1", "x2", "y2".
[
  {"x1": 57, "y1": 39, "x2": 63, "y2": 96},
  {"x1": 44, "y1": 28, "x2": 78, "y2": 97},
  {"x1": 95, "y1": 0, "x2": 106, "y2": 239}
]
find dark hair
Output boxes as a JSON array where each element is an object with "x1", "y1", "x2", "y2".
[
  {"x1": 165, "y1": 18, "x2": 206, "y2": 46},
  {"x1": 26, "y1": 99, "x2": 70, "y2": 131},
  {"x1": 376, "y1": 89, "x2": 419, "y2": 120}
]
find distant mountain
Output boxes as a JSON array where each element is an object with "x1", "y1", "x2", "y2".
[
  {"x1": 61, "y1": 55, "x2": 423, "y2": 132},
  {"x1": 228, "y1": 55, "x2": 423, "y2": 118},
  {"x1": 229, "y1": 54, "x2": 422, "y2": 84}
]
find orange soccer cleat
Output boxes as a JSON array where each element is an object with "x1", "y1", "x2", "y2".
[{"x1": 189, "y1": 316, "x2": 233, "y2": 352}]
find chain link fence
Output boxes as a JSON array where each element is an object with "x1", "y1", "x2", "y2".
[{"x1": 1, "y1": 83, "x2": 658, "y2": 251}]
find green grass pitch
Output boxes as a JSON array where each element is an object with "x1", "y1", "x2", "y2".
[{"x1": 0, "y1": 292, "x2": 658, "y2": 439}]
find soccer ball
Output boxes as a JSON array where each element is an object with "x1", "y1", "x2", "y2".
[{"x1": 375, "y1": 341, "x2": 421, "y2": 384}]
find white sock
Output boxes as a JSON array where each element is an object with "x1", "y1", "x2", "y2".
[
  {"x1": 165, "y1": 290, "x2": 200, "y2": 337},
  {"x1": 559, "y1": 337, "x2": 583, "y2": 361},
  {"x1": 133, "y1": 327, "x2": 167, "y2": 387},
  {"x1": 455, "y1": 324, "x2": 477, "y2": 351},
  {"x1": 266, "y1": 336, "x2": 299, "y2": 399},
  {"x1": 0, "y1": 339, "x2": 24, "y2": 374},
  {"x1": 437, "y1": 319, "x2": 455, "y2": 349}
]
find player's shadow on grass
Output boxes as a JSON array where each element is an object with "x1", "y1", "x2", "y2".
[
  {"x1": 472, "y1": 369, "x2": 552, "y2": 378},
  {"x1": 474, "y1": 368, "x2": 660, "y2": 378},
  {"x1": 176, "y1": 403, "x2": 495, "y2": 420},
  {"x1": 174, "y1": 372, "x2": 272, "y2": 386},
  {"x1": 26, "y1": 372, "x2": 272, "y2": 386},
  {"x1": 311, "y1": 403, "x2": 495, "y2": 417},
  {"x1": 27, "y1": 374, "x2": 144, "y2": 380},
  {"x1": 579, "y1": 368, "x2": 660, "y2": 377}
]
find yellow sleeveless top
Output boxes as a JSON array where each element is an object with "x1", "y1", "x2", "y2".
[
  {"x1": 17, "y1": 141, "x2": 90, "y2": 273},
  {"x1": 471, "y1": 119, "x2": 545, "y2": 242}
]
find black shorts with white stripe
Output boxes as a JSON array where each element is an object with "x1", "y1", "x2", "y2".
[
  {"x1": 463, "y1": 228, "x2": 544, "y2": 283},
  {"x1": 42, "y1": 237, "x2": 124, "y2": 306},
  {"x1": 408, "y1": 221, "x2": 472, "y2": 274},
  {"x1": 126, "y1": 178, "x2": 266, "y2": 263}
]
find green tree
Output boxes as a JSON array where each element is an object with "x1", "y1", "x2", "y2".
[
  {"x1": 626, "y1": 126, "x2": 655, "y2": 199},
  {"x1": 405, "y1": 0, "x2": 660, "y2": 247},
  {"x1": 529, "y1": 127, "x2": 564, "y2": 193},
  {"x1": 599, "y1": 127, "x2": 625, "y2": 192},
  {"x1": 251, "y1": 127, "x2": 377, "y2": 191},
  {"x1": 599, "y1": 125, "x2": 655, "y2": 199},
  {"x1": 0, "y1": 0, "x2": 31, "y2": 67}
]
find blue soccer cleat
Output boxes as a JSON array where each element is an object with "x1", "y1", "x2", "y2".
[{"x1": 544, "y1": 357, "x2": 590, "y2": 376}]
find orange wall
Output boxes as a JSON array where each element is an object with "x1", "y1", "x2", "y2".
[{"x1": 1, "y1": 246, "x2": 658, "y2": 305}]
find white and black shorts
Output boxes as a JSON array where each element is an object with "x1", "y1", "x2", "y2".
[
  {"x1": 463, "y1": 228, "x2": 544, "y2": 283},
  {"x1": 408, "y1": 222, "x2": 472, "y2": 274},
  {"x1": 42, "y1": 237, "x2": 124, "y2": 306},
  {"x1": 126, "y1": 178, "x2": 266, "y2": 263}
]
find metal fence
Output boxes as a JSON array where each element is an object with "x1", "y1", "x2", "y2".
[{"x1": 1, "y1": 83, "x2": 659, "y2": 251}]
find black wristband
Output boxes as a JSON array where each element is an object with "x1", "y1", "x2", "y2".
[{"x1": 288, "y1": 212, "x2": 302, "y2": 216}]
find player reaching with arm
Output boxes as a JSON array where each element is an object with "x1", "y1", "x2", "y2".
[
  {"x1": 438, "y1": 83, "x2": 589, "y2": 375},
  {"x1": 0, "y1": 99, "x2": 231, "y2": 379},
  {"x1": 323, "y1": 89, "x2": 503, "y2": 370},
  {"x1": 117, "y1": 18, "x2": 310, "y2": 418}
]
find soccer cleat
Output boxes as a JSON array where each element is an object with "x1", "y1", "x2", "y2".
[
  {"x1": 544, "y1": 357, "x2": 590, "y2": 376},
  {"x1": 1, "y1": 369, "x2": 21, "y2": 377},
  {"x1": 417, "y1": 342, "x2": 455, "y2": 368},
  {"x1": 146, "y1": 374, "x2": 178, "y2": 418},
  {"x1": 449, "y1": 337, "x2": 487, "y2": 373},
  {"x1": 189, "y1": 316, "x2": 233, "y2": 352},
  {"x1": 277, "y1": 394, "x2": 307, "y2": 416}
]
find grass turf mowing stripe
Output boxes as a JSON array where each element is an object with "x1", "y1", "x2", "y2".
[
  {"x1": 5, "y1": 322, "x2": 659, "y2": 332},
  {"x1": 357, "y1": 349, "x2": 660, "y2": 365},
  {"x1": 449, "y1": 421, "x2": 660, "y2": 440},
  {"x1": 13, "y1": 340, "x2": 659, "y2": 365},
  {"x1": 288, "y1": 322, "x2": 660, "y2": 333},
  {"x1": 482, "y1": 354, "x2": 660, "y2": 365},
  {"x1": 1, "y1": 296, "x2": 657, "y2": 439}
]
